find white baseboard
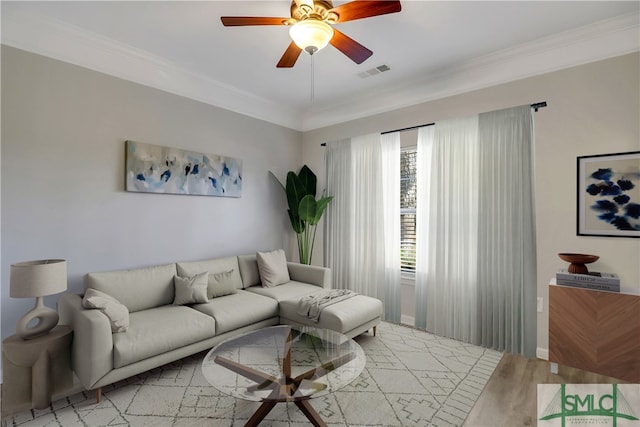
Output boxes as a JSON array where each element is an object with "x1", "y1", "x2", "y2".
[
  {"x1": 537, "y1": 347, "x2": 549, "y2": 360},
  {"x1": 400, "y1": 314, "x2": 415, "y2": 327}
]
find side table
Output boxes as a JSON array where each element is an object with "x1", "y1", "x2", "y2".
[{"x1": 2, "y1": 325, "x2": 73, "y2": 416}]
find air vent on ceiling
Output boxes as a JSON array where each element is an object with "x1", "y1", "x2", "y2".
[{"x1": 357, "y1": 64, "x2": 391, "y2": 79}]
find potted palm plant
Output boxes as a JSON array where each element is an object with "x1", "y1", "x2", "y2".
[{"x1": 271, "y1": 165, "x2": 333, "y2": 265}]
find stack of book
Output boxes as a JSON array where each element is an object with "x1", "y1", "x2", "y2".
[{"x1": 556, "y1": 269, "x2": 620, "y2": 292}]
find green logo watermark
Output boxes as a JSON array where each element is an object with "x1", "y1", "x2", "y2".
[{"x1": 538, "y1": 384, "x2": 640, "y2": 427}]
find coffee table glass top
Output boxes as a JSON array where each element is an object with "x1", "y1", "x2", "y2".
[{"x1": 202, "y1": 325, "x2": 365, "y2": 403}]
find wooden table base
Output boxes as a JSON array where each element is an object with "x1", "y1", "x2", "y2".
[
  {"x1": 214, "y1": 329, "x2": 354, "y2": 427},
  {"x1": 295, "y1": 400, "x2": 326, "y2": 427}
]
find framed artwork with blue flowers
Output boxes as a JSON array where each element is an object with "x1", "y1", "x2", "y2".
[
  {"x1": 577, "y1": 151, "x2": 640, "y2": 238},
  {"x1": 125, "y1": 140, "x2": 242, "y2": 197}
]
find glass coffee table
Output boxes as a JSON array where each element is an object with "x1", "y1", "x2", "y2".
[{"x1": 202, "y1": 325, "x2": 365, "y2": 427}]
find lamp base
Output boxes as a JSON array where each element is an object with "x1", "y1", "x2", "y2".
[{"x1": 16, "y1": 296, "x2": 59, "y2": 340}]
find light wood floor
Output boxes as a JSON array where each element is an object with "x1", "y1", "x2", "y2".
[{"x1": 463, "y1": 353, "x2": 628, "y2": 427}]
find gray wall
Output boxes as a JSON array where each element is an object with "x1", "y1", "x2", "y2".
[
  {"x1": 301, "y1": 53, "x2": 640, "y2": 357},
  {"x1": 1, "y1": 46, "x2": 301, "y2": 345}
]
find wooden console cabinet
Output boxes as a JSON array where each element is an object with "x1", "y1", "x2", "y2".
[{"x1": 549, "y1": 283, "x2": 640, "y2": 382}]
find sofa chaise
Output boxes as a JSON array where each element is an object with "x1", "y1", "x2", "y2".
[{"x1": 58, "y1": 251, "x2": 383, "y2": 400}]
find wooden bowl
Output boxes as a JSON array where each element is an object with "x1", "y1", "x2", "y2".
[{"x1": 558, "y1": 253, "x2": 599, "y2": 274}]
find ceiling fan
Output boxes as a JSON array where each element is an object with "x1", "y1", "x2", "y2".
[{"x1": 221, "y1": 0, "x2": 402, "y2": 68}]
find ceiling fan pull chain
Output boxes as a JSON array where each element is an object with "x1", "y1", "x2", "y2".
[{"x1": 310, "y1": 54, "x2": 315, "y2": 101}]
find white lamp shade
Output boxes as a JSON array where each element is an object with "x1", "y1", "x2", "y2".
[
  {"x1": 10, "y1": 259, "x2": 67, "y2": 298},
  {"x1": 289, "y1": 20, "x2": 334, "y2": 53}
]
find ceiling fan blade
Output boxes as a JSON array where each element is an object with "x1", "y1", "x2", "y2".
[
  {"x1": 277, "y1": 42, "x2": 303, "y2": 68},
  {"x1": 220, "y1": 16, "x2": 288, "y2": 26},
  {"x1": 330, "y1": 28, "x2": 373, "y2": 64},
  {"x1": 331, "y1": 1, "x2": 401, "y2": 23}
]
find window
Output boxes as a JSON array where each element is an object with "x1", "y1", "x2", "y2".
[{"x1": 400, "y1": 147, "x2": 417, "y2": 274}]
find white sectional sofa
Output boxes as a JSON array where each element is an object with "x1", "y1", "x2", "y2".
[{"x1": 58, "y1": 252, "x2": 383, "y2": 398}]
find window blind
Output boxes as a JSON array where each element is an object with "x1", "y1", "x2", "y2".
[{"x1": 400, "y1": 148, "x2": 417, "y2": 273}]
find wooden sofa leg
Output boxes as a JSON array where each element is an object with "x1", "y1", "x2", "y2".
[
  {"x1": 96, "y1": 387, "x2": 102, "y2": 404},
  {"x1": 373, "y1": 326, "x2": 377, "y2": 336}
]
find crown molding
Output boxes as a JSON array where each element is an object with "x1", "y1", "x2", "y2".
[
  {"x1": 2, "y1": 9, "x2": 638, "y2": 132},
  {"x1": 301, "y1": 12, "x2": 640, "y2": 130},
  {"x1": 1, "y1": 9, "x2": 303, "y2": 131}
]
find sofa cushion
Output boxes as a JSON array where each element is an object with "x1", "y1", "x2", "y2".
[
  {"x1": 84, "y1": 263, "x2": 177, "y2": 313},
  {"x1": 207, "y1": 270, "x2": 237, "y2": 298},
  {"x1": 238, "y1": 254, "x2": 261, "y2": 288},
  {"x1": 256, "y1": 249, "x2": 290, "y2": 288},
  {"x1": 279, "y1": 294, "x2": 384, "y2": 334},
  {"x1": 245, "y1": 281, "x2": 324, "y2": 302},
  {"x1": 191, "y1": 290, "x2": 278, "y2": 334},
  {"x1": 112, "y1": 305, "x2": 215, "y2": 368},
  {"x1": 176, "y1": 256, "x2": 243, "y2": 292},
  {"x1": 82, "y1": 288, "x2": 130, "y2": 333},
  {"x1": 173, "y1": 273, "x2": 208, "y2": 305}
]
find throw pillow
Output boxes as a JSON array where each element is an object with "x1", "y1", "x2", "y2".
[
  {"x1": 173, "y1": 272, "x2": 209, "y2": 305},
  {"x1": 82, "y1": 288, "x2": 130, "y2": 333},
  {"x1": 208, "y1": 269, "x2": 237, "y2": 298},
  {"x1": 256, "y1": 249, "x2": 290, "y2": 288}
]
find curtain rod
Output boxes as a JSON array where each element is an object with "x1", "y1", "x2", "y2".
[{"x1": 320, "y1": 101, "x2": 547, "y2": 146}]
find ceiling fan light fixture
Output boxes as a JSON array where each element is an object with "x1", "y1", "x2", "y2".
[{"x1": 289, "y1": 20, "x2": 334, "y2": 54}]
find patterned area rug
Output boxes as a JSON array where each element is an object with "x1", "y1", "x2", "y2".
[{"x1": 5, "y1": 322, "x2": 502, "y2": 427}]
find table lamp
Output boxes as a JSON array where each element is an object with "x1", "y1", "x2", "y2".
[{"x1": 10, "y1": 259, "x2": 67, "y2": 339}]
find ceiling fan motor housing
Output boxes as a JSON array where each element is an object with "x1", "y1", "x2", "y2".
[{"x1": 290, "y1": 0, "x2": 339, "y2": 24}]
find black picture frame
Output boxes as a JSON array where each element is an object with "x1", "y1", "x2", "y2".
[{"x1": 577, "y1": 151, "x2": 640, "y2": 238}]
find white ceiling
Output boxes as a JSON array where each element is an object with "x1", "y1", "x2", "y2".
[{"x1": 2, "y1": 1, "x2": 639, "y2": 131}]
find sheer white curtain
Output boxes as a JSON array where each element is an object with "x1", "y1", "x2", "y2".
[
  {"x1": 476, "y1": 106, "x2": 536, "y2": 356},
  {"x1": 324, "y1": 138, "x2": 353, "y2": 291},
  {"x1": 415, "y1": 117, "x2": 480, "y2": 343},
  {"x1": 381, "y1": 132, "x2": 402, "y2": 322},
  {"x1": 415, "y1": 106, "x2": 536, "y2": 356},
  {"x1": 324, "y1": 133, "x2": 402, "y2": 321},
  {"x1": 325, "y1": 134, "x2": 384, "y2": 297}
]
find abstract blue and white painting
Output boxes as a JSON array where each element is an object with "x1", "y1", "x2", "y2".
[
  {"x1": 578, "y1": 151, "x2": 639, "y2": 237},
  {"x1": 126, "y1": 141, "x2": 242, "y2": 197}
]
